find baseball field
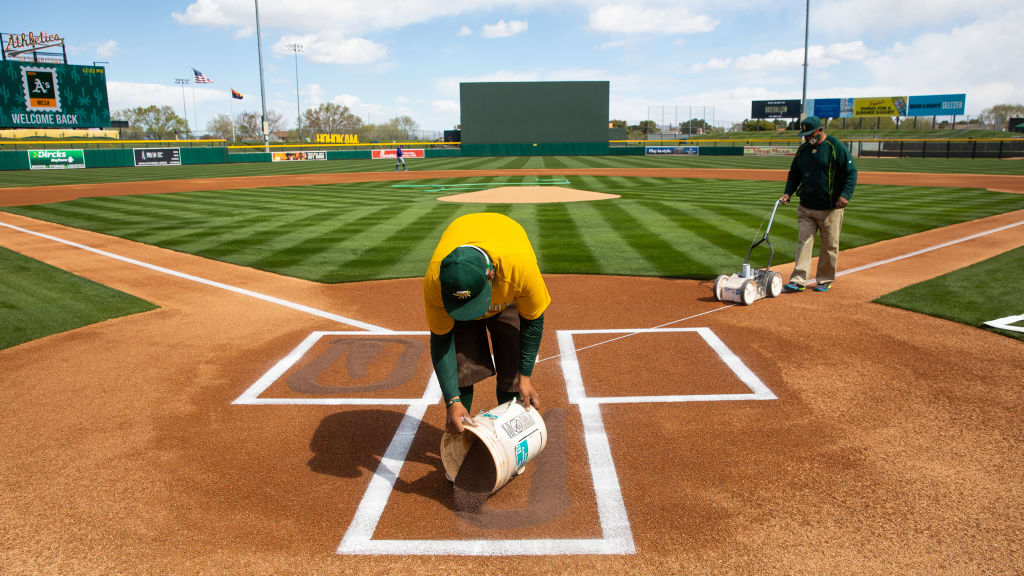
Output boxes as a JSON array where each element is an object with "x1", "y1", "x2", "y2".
[{"x1": 1, "y1": 154, "x2": 1023, "y2": 574}]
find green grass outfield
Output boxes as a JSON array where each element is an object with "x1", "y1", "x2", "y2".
[
  {"x1": 2, "y1": 155, "x2": 1024, "y2": 189},
  {"x1": 875, "y1": 246, "x2": 1024, "y2": 341},
  {"x1": 0, "y1": 246, "x2": 157, "y2": 350},
  {"x1": 4, "y1": 175, "x2": 1023, "y2": 283}
]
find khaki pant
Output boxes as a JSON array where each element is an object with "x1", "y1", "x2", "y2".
[{"x1": 790, "y1": 205, "x2": 845, "y2": 286}]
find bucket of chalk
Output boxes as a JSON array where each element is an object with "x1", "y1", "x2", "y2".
[{"x1": 440, "y1": 400, "x2": 548, "y2": 494}]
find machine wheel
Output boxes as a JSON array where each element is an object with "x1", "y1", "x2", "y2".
[
  {"x1": 767, "y1": 271, "x2": 783, "y2": 298},
  {"x1": 713, "y1": 275, "x2": 729, "y2": 301},
  {"x1": 740, "y1": 279, "x2": 757, "y2": 305}
]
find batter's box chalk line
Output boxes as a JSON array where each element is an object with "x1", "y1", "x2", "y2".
[{"x1": 237, "y1": 328, "x2": 772, "y2": 555}]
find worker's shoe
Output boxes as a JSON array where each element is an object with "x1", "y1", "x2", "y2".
[
  {"x1": 783, "y1": 282, "x2": 806, "y2": 292},
  {"x1": 813, "y1": 283, "x2": 832, "y2": 292}
]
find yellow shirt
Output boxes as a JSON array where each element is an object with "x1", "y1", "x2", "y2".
[{"x1": 423, "y1": 213, "x2": 551, "y2": 334}]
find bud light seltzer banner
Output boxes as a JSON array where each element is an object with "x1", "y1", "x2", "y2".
[
  {"x1": 28, "y1": 149, "x2": 85, "y2": 169},
  {"x1": 0, "y1": 61, "x2": 111, "y2": 128}
]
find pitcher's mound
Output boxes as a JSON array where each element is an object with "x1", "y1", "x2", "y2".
[{"x1": 437, "y1": 186, "x2": 620, "y2": 204}]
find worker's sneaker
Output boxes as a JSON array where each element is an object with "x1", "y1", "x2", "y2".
[
  {"x1": 783, "y1": 282, "x2": 806, "y2": 292},
  {"x1": 813, "y1": 283, "x2": 832, "y2": 292}
]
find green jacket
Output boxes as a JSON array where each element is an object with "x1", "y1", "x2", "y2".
[{"x1": 785, "y1": 135, "x2": 858, "y2": 210}]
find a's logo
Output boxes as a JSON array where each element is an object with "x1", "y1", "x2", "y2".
[
  {"x1": 21, "y1": 66, "x2": 61, "y2": 112},
  {"x1": 454, "y1": 290, "x2": 472, "y2": 300}
]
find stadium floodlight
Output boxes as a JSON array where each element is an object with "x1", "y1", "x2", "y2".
[
  {"x1": 286, "y1": 43, "x2": 304, "y2": 142},
  {"x1": 174, "y1": 78, "x2": 191, "y2": 136},
  {"x1": 255, "y1": 0, "x2": 270, "y2": 152}
]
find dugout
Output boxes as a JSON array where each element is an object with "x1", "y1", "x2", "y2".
[{"x1": 460, "y1": 81, "x2": 609, "y2": 156}]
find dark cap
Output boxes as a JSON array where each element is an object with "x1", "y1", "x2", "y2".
[
  {"x1": 440, "y1": 246, "x2": 492, "y2": 321},
  {"x1": 798, "y1": 116, "x2": 822, "y2": 137}
]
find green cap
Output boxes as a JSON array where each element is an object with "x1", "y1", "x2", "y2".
[
  {"x1": 798, "y1": 116, "x2": 822, "y2": 137},
  {"x1": 440, "y1": 246, "x2": 492, "y2": 321}
]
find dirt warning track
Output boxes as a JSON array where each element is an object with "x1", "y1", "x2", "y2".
[{"x1": 0, "y1": 172, "x2": 1022, "y2": 574}]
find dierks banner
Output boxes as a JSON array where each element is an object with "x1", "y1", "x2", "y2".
[{"x1": 372, "y1": 148, "x2": 424, "y2": 159}]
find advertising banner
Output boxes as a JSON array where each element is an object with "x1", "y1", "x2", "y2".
[
  {"x1": 751, "y1": 99, "x2": 801, "y2": 119},
  {"x1": 804, "y1": 98, "x2": 854, "y2": 118},
  {"x1": 372, "y1": 148, "x2": 425, "y2": 159},
  {"x1": 133, "y1": 147, "x2": 181, "y2": 167},
  {"x1": 271, "y1": 151, "x2": 327, "y2": 162},
  {"x1": 645, "y1": 146, "x2": 699, "y2": 155},
  {"x1": 852, "y1": 96, "x2": 907, "y2": 117},
  {"x1": 0, "y1": 61, "x2": 110, "y2": 128},
  {"x1": 27, "y1": 149, "x2": 84, "y2": 169},
  {"x1": 743, "y1": 145, "x2": 798, "y2": 157},
  {"x1": 907, "y1": 94, "x2": 966, "y2": 117}
]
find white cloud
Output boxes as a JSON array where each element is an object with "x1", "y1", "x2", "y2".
[
  {"x1": 687, "y1": 57, "x2": 732, "y2": 73},
  {"x1": 394, "y1": 96, "x2": 412, "y2": 104},
  {"x1": 815, "y1": 0, "x2": 1021, "y2": 36},
  {"x1": 173, "y1": 0, "x2": 537, "y2": 36},
  {"x1": 233, "y1": 26, "x2": 254, "y2": 39},
  {"x1": 862, "y1": 9, "x2": 1024, "y2": 112},
  {"x1": 96, "y1": 40, "x2": 118, "y2": 58},
  {"x1": 588, "y1": 4, "x2": 717, "y2": 35},
  {"x1": 733, "y1": 41, "x2": 872, "y2": 70},
  {"x1": 599, "y1": 38, "x2": 641, "y2": 50},
  {"x1": 481, "y1": 20, "x2": 528, "y2": 38},
  {"x1": 458, "y1": 25, "x2": 473, "y2": 36},
  {"x1": 432, "y1": 100, "x2": 459, "y2": 113},
  {"x1": 273, "y1": 33, "x2": 387, "y2": 64}
]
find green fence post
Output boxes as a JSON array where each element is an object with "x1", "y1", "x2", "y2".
[
  {"x1": 946, "y1": 141, "x2": 951, "y2": 159},
  {"x1": 922, "y1": 141, "x2": 927, "y2": 159},
  {"x1": 899, "y1": 141, "x2": 904, "y2": 158},
  {"x1": 998, "y1": 140, "x2": 1004, "y2": 159},
  {"x1": 971, "y1": 140, "x2": 977, "y2": 159}
]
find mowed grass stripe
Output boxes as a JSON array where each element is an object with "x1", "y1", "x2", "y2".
[
  {"x1": 589, "y1": 201, "x2": 695, "y2": 277},
  {"x1": 533, "y1": 203, "x2": 601, "y2": 274},
  {"x1": 333, "y1": 203, "x2": 459, "y2": 282}
]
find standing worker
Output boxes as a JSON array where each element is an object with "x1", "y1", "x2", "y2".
[
  {"x1": 395, "y1": 145, "x2": 407, "y2": 171},
  {"x1": 780, "y1": 116, "x2": 858, "y2": 292},
  {"x1": 423, "y1": 213, "x2": 550, "y2": 435}
]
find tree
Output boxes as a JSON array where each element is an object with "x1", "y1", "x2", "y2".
[
  {"x1": 301, "y1": 102, "x2": 363, "y2": 137},
  {"x1": 609, "y1": 119, "x2": 628, "y2": 129},
  {"x1": 980, "y1": 103, "x2": 1024, "y2": 131},
  {"x1": 235, "y1": 110, "x2": 285, "y2": 141},
  {"x1": 678, "y1": 118, "x2": 712, "y2": 133},
  {"x1": 741, "y1": 119, "x2": 775, "y2": 131},
  {"x1": 112, "y1": 105, "x2": 188, "y2": 139},
  {"x1": 206, "y1": 114, "x2": 235, "y2": 141}
]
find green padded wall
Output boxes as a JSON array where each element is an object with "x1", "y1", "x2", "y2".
[{"x1": 460, "y1": 82, "x2": 609, "y2": 144}]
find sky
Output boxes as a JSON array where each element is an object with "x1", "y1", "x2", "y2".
[{"x1": 6, "y1": 0, "x2": 1023, "y2": 133}]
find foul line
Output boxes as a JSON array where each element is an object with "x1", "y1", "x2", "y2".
[
  {"x1": 983, "y1": 314, "x2": 1024, "y2": 334},
  {"x1": 0, "y1": 221, "x2": 390, "y2": 333}
]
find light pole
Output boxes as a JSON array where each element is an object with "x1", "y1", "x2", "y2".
[
  {"x1": 174, "y1": 78, "x2": 191, "y2": 137},
  {"x1": 254, "y1": 0, "x2": 270, "y2": 152},
  {"x1": 286, "y1": 43, "x2": 303, "y2": 142},
  {"x1": 800, "y1": 0, "x2": 810, "y2": 119}
]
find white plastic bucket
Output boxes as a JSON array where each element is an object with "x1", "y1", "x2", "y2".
[{"x1": 440, "y1": 400, "x2": 548, "y2": 494}]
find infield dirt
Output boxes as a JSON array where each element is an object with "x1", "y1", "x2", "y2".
[{"x1": 0, "y1": 172, "x2": 1022, "y2": 574}]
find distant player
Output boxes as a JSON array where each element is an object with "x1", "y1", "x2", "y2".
[{"x1": 395, "y1": 145, "x2": 407, "y2": 171}]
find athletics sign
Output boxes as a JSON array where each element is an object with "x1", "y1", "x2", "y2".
[
  {"x1": 0, "y1": 61, "x2": 110, "y2": 128},
  {"x1": 28, "y1": 149, "x2": 84, "y2": 169}
]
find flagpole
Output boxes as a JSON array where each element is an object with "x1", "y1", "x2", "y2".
[
  {"x1": 229, "y1": 93, "x2": 236, "y2": 143},
  {"x1": 191, "y1": 81, "x2": 198, "y2": 137}
]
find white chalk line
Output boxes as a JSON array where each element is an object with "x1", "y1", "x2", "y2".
[
  {"x1": 983, "y1": 314, "x2": 1024, "y2": 334},
  {"x1": 0, "y1": 221, "x2": 390, "y2": 333},
  {"x1": 560, "y1": 328, "x2": 775, "y2": 405}
]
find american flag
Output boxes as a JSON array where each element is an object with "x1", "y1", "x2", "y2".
[{"x1": 193, "y1": 68, "x2": 213, "y2": 84}]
